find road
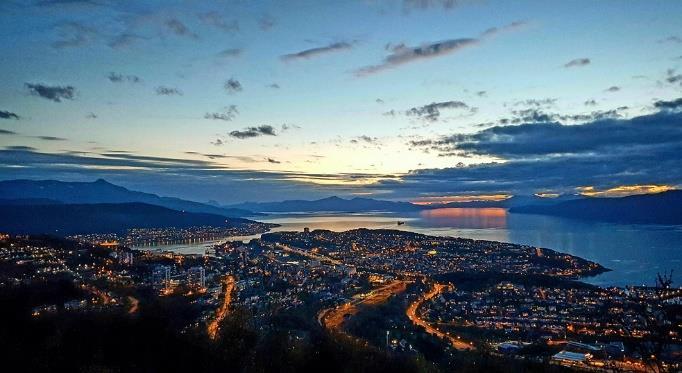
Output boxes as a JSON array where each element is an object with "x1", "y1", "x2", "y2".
[
  {"x1": 277, "y1": 244, "x2": 343, "y2": 266},
  {"x1": 406, "y1": 283, "x2": 474, "y2": 351},
  {"x1": 318, "y1": 280, "x2": 409, "y2": 331},
  {"x1": 207, "y1": 275, "x2": 236, "y2": 340}
]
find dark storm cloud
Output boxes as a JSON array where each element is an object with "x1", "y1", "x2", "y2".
[
  {"x1": 165, "y1": 19, "x2": 198, "y2": 39},
  {"x1": 564, "y1": 58, "x2": 590, "y2": 68},
  {"x1": 0, "y1": 111, "x2": 20, "y2": 120},
  {"x1": 108, "y1": 72, "x2": 141, "y2": 83},
  {"x1": 229, "y1": 125, "x2": 277, "y2": 139},
  {"x1": 281, "y1": 42, "x2": 353, "y2": 61},
  {"x1": 224, "y1": 78, "x2": 242, "y2": 94},
  {"x1": 424, "y1": 111, "x2": 682, "y2": 158},
  {"x1": 204, "y1": 105, "x2": 238, "y2": 121},
  {"x1": 25, "y1": 83, "x2": 76, "y2": 102},
  {"x1": 155, "y1": 86, "x2": 182, "y2": 96},
  {"x1": 198, "y1": 12, "x2": 239, "y2": 33},
  {"x1": 405, "y1": 100, "x2": 472, "y2": 122},
  {"x1": 51, "y1": 21, "x2": 97, "y2": 49},
  {"x1": 354, "y1": 21, "x2": 525, "y2": 76},
  {"x1": 654, "y1": 97, "x2": 682, "y2": 110}
]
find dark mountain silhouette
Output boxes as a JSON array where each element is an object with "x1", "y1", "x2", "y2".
[
  {"x1": 0, "y1": 202, "x2": 257, "y2": 235},
  {"x1": 510, "y1": 190, "x2": 682, "y2": 224},
  {"x1": 229, "y1": 196, "x2": 423, "y2": 213},
  {"x1": 229, "y1": 195, "x2": 573, "y2": 213},
  {"x1": 0, "y1": 179, "x2": 257, "y2": 217}
]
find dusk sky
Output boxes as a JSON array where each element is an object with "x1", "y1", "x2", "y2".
[{"x1": 1, "y1": 0, "x2": 681, "y2": 203}]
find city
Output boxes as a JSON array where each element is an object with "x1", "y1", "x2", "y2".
[
  {"x1": 1, "y1": 1, "x2": 682, "y2": 371},
  {"x1": 1, "y1": 227, "x2": 679, "y2": 371}
]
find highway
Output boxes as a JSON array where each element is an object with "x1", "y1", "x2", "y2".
[
  {"x1": 318, "y1": 280, "x2": 409, "y2": 331},
  {"x1": 406, "y1": 283, "x2": 474, "y2": 351},
  {"x1": 207, "y1": 275, "x2": 236, "y2": 340}
]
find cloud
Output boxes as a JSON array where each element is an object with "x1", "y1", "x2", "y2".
[
  {"x1": 0, "y1": 111, "x2": 20, "y2": 120},
  {"x1": 513, "y1": 98, "x2": 556, "y2": 107},
  {"x1": 184, "y1": 151, "x2": 257, "y2": 162},
  {"x1": 229, "y1": 125, "x2": 277, "y2": 139},
  {"x1": 354, "y1": 21, "x2": 525, "y2": 76},
  {"x1": 108, "y1": 33, "x2": 146, "y2": 49},
  {"x1": 280, "y1": 123, "x2": 300, "y2": 131},
  {"x1": 259, "y1": 15, "x2": 275, "y2": 31},
  {"x1": 108, "y1": 72, "x2": 141, "y2": 83},
  {"x1": 422, "y1": 110, "x2": 682, "y2": 159},
  {"x1": 267, "y1": 83, "x2": 280, "y2": 89},
  {"x1": 564, "y1": 58, "x2": 590, "y2": 68},
  {"x1": 36, "y1": 0, "x2": 105, "y2": 7},
  {"x1": 267, "y1": 157, "x2": 281, "y2": 164},
  {"x1": 204, "y1": 105, "x2": 238, "y2": 121},
  {"x1": 25, "y1": 83, "x2": 76, "y2": 102},
  {"x1": 405, "y1": 100, "x2": 472, "y2": 122},
  {"x1": 224, "y1": 78, "x2": 242, "y2": 94},
  {"x1": 281, "y1": 42, "x2": 353, "y2": 61},
  {"x1": 85, "y1": 112, "x2": 97, "y2": 119},
  {"x1": 52, "y1": 21, "x2": 97, "y2": 49},
  {"x1": 659, "y1": 36, "x2": 682, "y2": 44},
  {"x1": 34, "y1": 136, "x2": 67, "y2": 141},
  {"x1": 165, "y1": 19, "x2": 198, "y2": 39},
  {"x1": 653, "y1": 97, "x2": 682, "y2": 110},
  {"x1": 5, "y1": 146, "x2": 36, "y2": 151},
  {"x1": 198, "y1": 12, "x2": 238, "y2": 33},
  {"x1": 351, "y1": 135, "x2": 379, "y2": 145},
  {"x1": 155, "y1": 86, "x2": 183, "y2": 96},
  {"x1": 605, "y1": 86, "x2": 621, "y2": 92},
  {"x1": 0, "y1": 129, "x2": 17, "y2": 135},
  {"x1": 584, "y1": 99, "x2": 597, "y2": 106},
  {"x1": 217, "y1": 48, "x2": 242, "y2": 59},
  {"x1": 402, "y1": 0, "x2": 468, "y2": 11},
  {"x1": 665, "y1": 68, "x2": 682, "y2": 86}
]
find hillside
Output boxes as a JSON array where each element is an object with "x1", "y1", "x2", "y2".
[
  {"x1": 509, "y1": 190, "x2": 682, "y2": 224},
  {"x1": 0, "y1": 202, "x2": 258, "y2": 235},
  {"x1": 0, "y1": 179, "x2": 257, "y2": 217}
]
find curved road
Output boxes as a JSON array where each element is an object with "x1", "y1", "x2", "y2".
[{"x1": 406, "y1": 283, "x2": 474, "y2": 351}]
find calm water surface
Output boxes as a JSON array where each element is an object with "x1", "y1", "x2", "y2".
[{"x1": 141, "y1": 208, "x2": 682, "y2": 287}]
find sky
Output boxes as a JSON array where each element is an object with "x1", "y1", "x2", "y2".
[{"x1": 0, "y1": 0, "x2": 681, "y2": 204}]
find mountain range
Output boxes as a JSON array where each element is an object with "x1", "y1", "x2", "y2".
[
  {"x1": 0, "y1": 179, "x2": 257, "y2": 217},
  {"x1": 509, "y1": 190, "x2": 682, "y2": 225},
  {"x1": 0, "y1": 202, "x2": 257, "y2": 235}
]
